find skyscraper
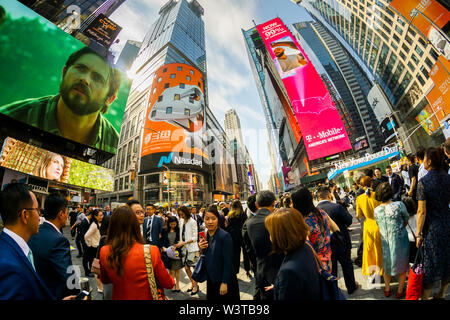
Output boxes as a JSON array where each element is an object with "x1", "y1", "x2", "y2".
[
  {"x1": 25, "y1": 0, "x2": 125, "y2": 26},
  {"x1": 224, "y1": 109, "x2": 245, "y2": 150},
  {"x1": 97, "y1": 0, "x2": 211, "y2": 205},
  {"x1": 297, "y1": 0, "x2": 448, "y2": 154},
  {"x1": 115, "y1": 40, "x2": 142, "y2": 72},
  {"x1": 293, "y1": 20, "x2": 385, "y2": 153}
]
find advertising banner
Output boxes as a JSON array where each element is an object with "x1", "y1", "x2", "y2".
[
  {"x1": 442, "y1": 115, "x2": 450, "y2": 139},
  {"x1": 256, "y1": 18, "x2": 351, "y2": 160},
  {"x1": 0, "y1": 1, "x2": 131, "y2": 156},
  {"x1": 390, "y1": 0, "x2": 450, "y2": 37},
  {"x1": 426, "y1": 60, "x2": 450, "y2": 122},
  {"x1": 282, "y1": 166, "x2": 296, "y2": 191},
  {"x1": 354, "y1": 138, "x2": 370, "y2": 152},
  {"x1": 0, "y1": 137, "x2": 114, "y2": 191},
  {"x1": 415, "y1": 104, "x2": 441, "y2": 135},
  {"x1": 368, "y1": 84, "x2": 392, "y2": 123},
  {"x1": 1, "y1": 169, "x2": 27, "y2": 191},
  {"x1": 140, "y1": 63, "x2": 209, "y2": 173},
  {"x1": 82, "y1": 14, "x2": 122, "y2": 49},
  {"x1": 380, "y1": 116, "x2": 400, "y2": 143}
]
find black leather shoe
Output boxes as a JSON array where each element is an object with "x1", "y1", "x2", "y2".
[{"x1": 191, "y1": 288, "x2": 199, "y2": 295}]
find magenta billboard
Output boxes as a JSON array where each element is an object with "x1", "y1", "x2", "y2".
[{"x1": 256, "y1": 18, "x2": 352, "y2": 160}]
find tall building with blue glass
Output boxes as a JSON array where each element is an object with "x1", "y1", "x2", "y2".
[{"x1": 97, "y1": 0, "x2": 213, "y2": 205}]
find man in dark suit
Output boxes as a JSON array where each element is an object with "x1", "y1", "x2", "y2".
[
  {"x1": 72, "y1": 205, "x2": 85, "y2": 258},
  {"x1": 103, "y1": 205, "x2": 112, "y2": 217},
  {"x1": 78, "y1": 210, "x2": 93, "y2": 277},
  {"x1": 386, "y1": 166, "x2": 403, "y2": 201},
  {"x1": 242, "y1": 193, "x2": 257, "y2": 280},
  {"x1": 28, "y1": 193, "x2": 78, "y2": 299},
  {"x1": 372, "y1": 167, "x2": 389, "y2": 190},
  {"x1": 191, "y1": 206, "x2": 204, "y2": 232},
  {"x1": 143, "y1": 203, "x2": 164, "y2": 248},
  {"x1": 242, "y1": 190, "x2": 284, "y2": 300},
  {"x1": 316, "y1": 187, "x2": 359, "y2": 294},
  {"x1": 0, "y1": 183, "x2": 55, "y2": 300}
]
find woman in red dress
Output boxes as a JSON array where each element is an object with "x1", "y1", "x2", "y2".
[{"x1": 99, "y1": 205, "x2": 174, "y2": 300}]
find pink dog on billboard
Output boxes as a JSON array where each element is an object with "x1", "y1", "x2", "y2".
[{"x1": 256, "y1": 18, "x2": 352, "y2": 160}]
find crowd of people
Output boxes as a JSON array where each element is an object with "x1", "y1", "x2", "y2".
[{"x1": 0, "y1": 139, "x2": 448, "y2": 300}]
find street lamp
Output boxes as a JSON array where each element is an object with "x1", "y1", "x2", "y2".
[{"x1": 161, "y1": 164, "x2": 170, "y2": 205}]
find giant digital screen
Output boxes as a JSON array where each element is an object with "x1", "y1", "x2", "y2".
[
  {"x1": 256, "y1": 18, "x2": 352, "y2": 160},
  {"x1": 0, "y1": 137, "x2": 114, "y2": 191},
  {"x1": 0, "y1": 1, "x2": 131, "y2": 155},
  {"x1": 140, "y1": 63, "x2": 209, "y2": 174}
]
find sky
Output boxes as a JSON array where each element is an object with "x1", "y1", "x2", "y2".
[{"x1": 110, "y1": 0, "x2": 314, "y2": 189}]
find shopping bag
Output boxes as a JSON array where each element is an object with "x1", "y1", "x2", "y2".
[{"x1": 406, "y1": 244, "x2": 423, "y2": 300}]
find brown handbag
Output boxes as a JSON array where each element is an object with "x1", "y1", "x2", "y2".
[
  {"x1": 91, "y1": 258, "x2": 101, "y2": 275},
  {"x1": 143, "y1": 245, "x2": 166, "y2": 300}
]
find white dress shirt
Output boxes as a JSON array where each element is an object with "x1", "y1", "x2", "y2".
[
  {"x1": 418, "y1": 163, "x2": 428, "y2": 182},
  {"x1": 43, "y1": 220, "x2": 62, "y2": 234}
]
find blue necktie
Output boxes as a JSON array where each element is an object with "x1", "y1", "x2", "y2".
[{"x1": 27, "y1": 250, "x2": 36, "y2": 271}]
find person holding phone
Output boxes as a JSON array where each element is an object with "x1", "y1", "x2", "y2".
[{"x1": 198, "y1": 206, "x2": 240, "y2": 300}]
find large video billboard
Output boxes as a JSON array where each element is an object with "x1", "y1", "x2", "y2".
[
  {"x1": 140, "y1": 63, "x2": 209, "y2": 173},
  {"x1": 256, "y1": 18, "x2": 351, "y2": 160},
  {"x1": 0, "y1": 1, "x2": 131, "y2": 156},
  {"x1": 426, "y1": 59, "x2": 450, "y2": 123},
  {"x1": 0, "y1": 137, "x2": 114, "y2": 191}
]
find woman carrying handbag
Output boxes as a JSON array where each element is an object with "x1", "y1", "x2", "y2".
[
  {"x1": 174, "y1": 206, "x2": 200, "y2": 295},
  {"x1": 99, "y1": 205, "x2": 174, "y2": 300}
]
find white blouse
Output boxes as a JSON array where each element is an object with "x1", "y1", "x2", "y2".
[{"x1": 84, "y1": 223, "x2": 101, "y2": 248}]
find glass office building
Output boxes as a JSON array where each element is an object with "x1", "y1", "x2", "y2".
[
  {"x1": 98, "y1": 0, "x2": 209, "y2": 205},
  {"x1": 298, "y1": 0, "x2": 447, "y2": 153}
]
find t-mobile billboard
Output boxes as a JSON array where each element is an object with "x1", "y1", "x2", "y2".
[{"x1": 256, "y1": 18, "x2": 351, "y2": 160}]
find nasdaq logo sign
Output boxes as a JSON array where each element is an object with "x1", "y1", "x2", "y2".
[{"x1": 157, "y1": 152, "x2": 173, "y2": 168}]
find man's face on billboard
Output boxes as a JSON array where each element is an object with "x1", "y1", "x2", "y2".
[
  {"x1": 60, "y1": 53, "x2": 111, "y2": 116},
  {"x1": 273, "y1": 47, "x2": 285, "y2": 58}
]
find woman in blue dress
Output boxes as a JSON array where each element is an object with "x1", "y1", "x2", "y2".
[
  {"x1": 374, "y1": 182, "x2": 410, "y2": 298},
  {"x1": 416, "y1": 147, "x2": 450, "y2": 300}
]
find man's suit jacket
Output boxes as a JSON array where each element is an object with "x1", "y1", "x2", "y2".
[
  {"x1": 389, "y1": 173, "x2": 404, "y2": 200},
  {"x1": 77, "y1": 218, "x2": 90, "y2": 246},
  {"x1": 0, "y1": 231, "x2": 55, "y2": 300},
  {"x1": 243, "y1": 208, "x2": 284, "y2": 294},
  {"x1": 316, "y1": 200, "x2": 353, "y2": 250},
  {"x1": 372, "y1": 175, "x2": 389, "y2": 190},
  {"x1": 242, "y1": 215, "x2": 257, "y2": 275},
  {"x1": 143, "y1": 215, "x2": 164, "y2": 248},
  {"x1": 28, "y1": 222, "x2": 77, "y2": 299}
]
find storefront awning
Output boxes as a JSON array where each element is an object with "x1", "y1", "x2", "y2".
[
  {"x1": 299, "y1": 171, "x2": 328, "y2": 185},
  {"x1": 327, "y1": 147, "x2": 400, "y2": 180}
]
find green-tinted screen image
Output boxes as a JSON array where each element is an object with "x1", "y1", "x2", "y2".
[{"x1": 0, "y1": 1, "x2": 131, "y2": 155}]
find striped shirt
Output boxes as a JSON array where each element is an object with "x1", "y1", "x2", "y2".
[{"x1": 0, "y1": 95, "x2": 119, "y2": 154}]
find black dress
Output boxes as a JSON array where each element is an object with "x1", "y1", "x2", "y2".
[
  {"x1": 417, "y1": 169, "x2": 450, "y2": 286},
  {"x1": 204, "y1": 229, "x2": 240, "y2": 301},
  {"x1": 225, "y1": 213, "x2": 246, "y2": 274}
]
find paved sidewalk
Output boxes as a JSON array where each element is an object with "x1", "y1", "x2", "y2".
[{"x1": 65, "y1": 211, "x2": 448, "y2": 300}]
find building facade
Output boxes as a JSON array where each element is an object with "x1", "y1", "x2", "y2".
[
  {"x1": 96, "y1": 0, "x2": 253, "y2": 206},
  {"x1": 298, "y1": 0, "x2": 448, "y2": 154},
  {"x1": 293, "y1": 20, "x2": 384, "y2": 154},
  {"x1": 97, "y1": 0, "x2": 206, "y2": 205}
]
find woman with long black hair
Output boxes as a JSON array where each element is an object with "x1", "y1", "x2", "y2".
[
  {"x1": 84, "y1": 209, "x2": 103, "y2": 279},
  {"x1": 291, "y1": 187, "x2": 339, "y2": 273},
  {"x1": 416, "y1": 147, "x2": 450, "y2": 300}
]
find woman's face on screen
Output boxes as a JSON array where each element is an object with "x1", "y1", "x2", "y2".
[{"x1": 46, "y1": 155, "x2": 64, "y2": 180}]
